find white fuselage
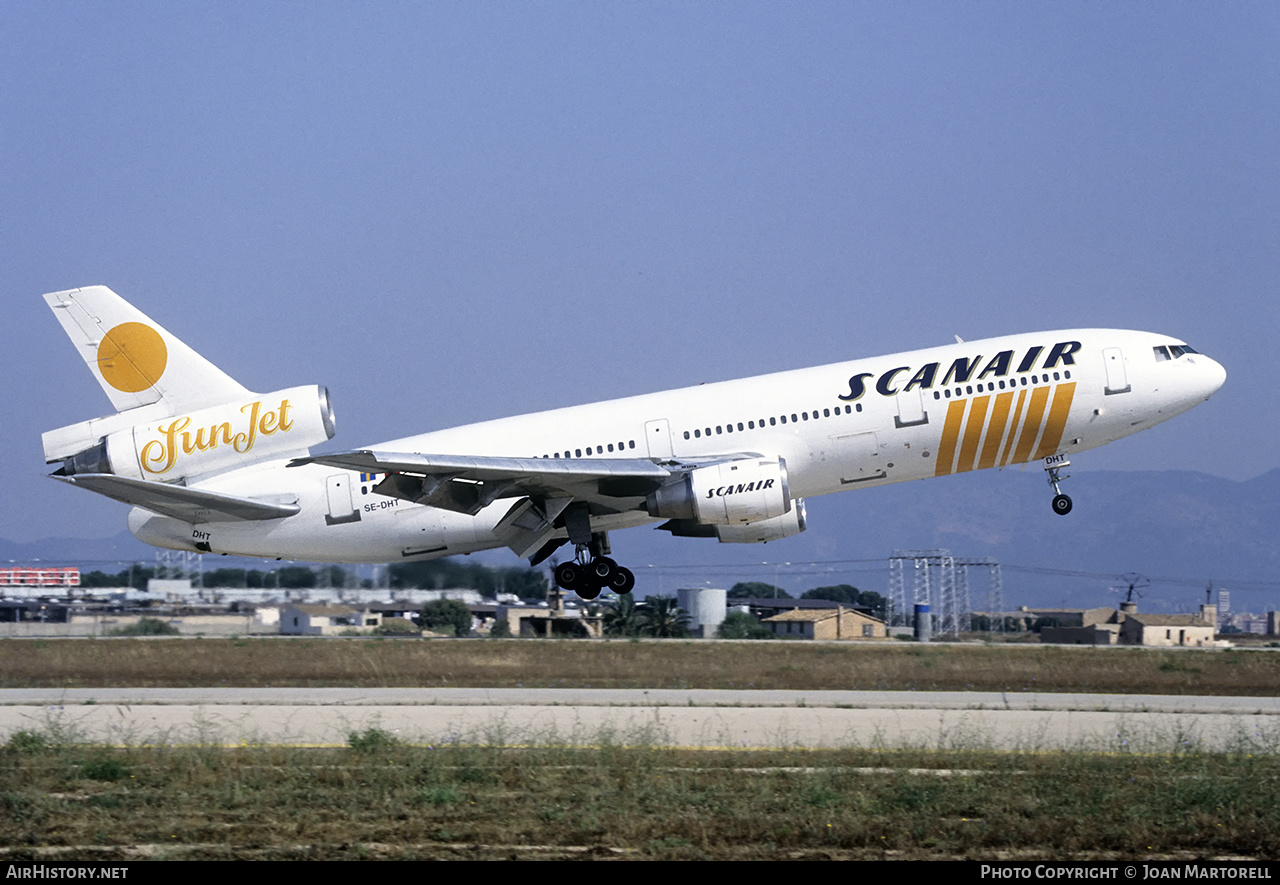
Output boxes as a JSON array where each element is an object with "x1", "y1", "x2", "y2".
[{"x1": 128, "y1": 328, "x2": 1226, "y2": 563}]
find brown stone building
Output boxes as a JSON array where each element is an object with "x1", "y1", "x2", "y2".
[{"x1": 761, "y1": 606, "x2": 889, "y2": 640}]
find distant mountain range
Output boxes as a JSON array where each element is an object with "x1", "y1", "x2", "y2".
[{"x1": 5, "y1": 469, "x2": 1278, "y2": 613}]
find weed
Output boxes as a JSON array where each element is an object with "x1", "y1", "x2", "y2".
[
  {"x1": 5, "y1": 730, "x2": 49, "y2": 754},
  {"x1": 107, "y1": 617, "x2": 180, "y2": 636},
  {"x1": 1159, "y1": 660, "x2": 1203, "y2": 674},
  {"x1": 417, "y1": 785, "x2": 463, "y2": 806},
  {"x1": 347, "y1": 726, "x2": 400, "y2": 754},
  {"x1": 79, "y1": 754, "x2": 130, "y2": 781}
]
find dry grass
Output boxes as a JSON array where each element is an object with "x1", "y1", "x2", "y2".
[
  {"x1": 1, "y1": 637, "x2": 1278, "y2": 695},
  {"x1": 3, "y1": 734, "x2": 1279, "y2": 861},
  {"x1": 5, "y1": 639, "x2": 1280, "y2": 860}
]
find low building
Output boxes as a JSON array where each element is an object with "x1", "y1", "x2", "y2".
[
  {"x1": 1039, "y1": 603, "x2": 1224, "y2": 648},
  {"x1": 280, "y1": 604, "x2": 382, "y2": 635},
  {"x1": 1040, "y1": 623, "x2": 1122, "y2": 645},
  {"x1": 1119, "y1": 613, "x2": 1217, "y2": 648},
  {"x1": 1016, "y1": 607, "x2": 1118, "y2": 630},
  {"x1": 497, "y1": 587, "x2": 602, "y2": 638},
  {"x1": 761, "y1": 606, "x2": 889, "y2": 640}
]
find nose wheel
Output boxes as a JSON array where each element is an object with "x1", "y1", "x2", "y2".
[{"x1": 1044, "y1": 457, "x2": 1072, "y2": 516}]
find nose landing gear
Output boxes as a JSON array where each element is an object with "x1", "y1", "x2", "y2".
[{"x1": 1044, "y1": 455, "x2": 1072, "y2": 515}]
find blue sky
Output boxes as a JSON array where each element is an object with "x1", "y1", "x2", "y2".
[{"x1": 4, "y1": 2, "x2": 1277, "y2": 544}]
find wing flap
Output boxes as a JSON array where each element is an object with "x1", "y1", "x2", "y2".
[
  {"x1": 292, "y1": 450, "x2": 673, "y2": 515},
  {"x1": 51, "y1": 474, "x2": 300, "y2": 523},
  {"x1": 293, "y1": 450, "x2": 671, "y2": 482}
]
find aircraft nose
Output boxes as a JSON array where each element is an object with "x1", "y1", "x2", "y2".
[{"x1": 1193, "y1": 354, "x2": 1227, "y2": 399}]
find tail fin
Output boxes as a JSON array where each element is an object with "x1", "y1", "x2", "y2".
[{"x1": 43, "y1": 285, "x2": 248, "y2": 415}]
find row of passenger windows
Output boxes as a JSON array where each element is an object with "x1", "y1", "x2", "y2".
[
  {"x1": 931, "y1": 370, "x2": 1071, "y2": 400},
  {"x1": 538, "y1": 440, "x2": 638, "y2": 459},
  {"x1": 530, "y1": 370, "x2": 1072, "y2": 460},
  {"x1": 682, "y1": 402, "x2": 864, "y2": 440},
  {"x1": 533, "y1": 398, "x2": 870, "y2": 458}
]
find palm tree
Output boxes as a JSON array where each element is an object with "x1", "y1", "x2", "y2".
[
  {"x1": 602, "y1": 594, "x2": 643, "y2": 637},
  {"x1": 639, "y1": 595, "x2": 691, "y2": 638}
]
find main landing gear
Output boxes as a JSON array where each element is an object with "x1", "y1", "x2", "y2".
[
  {"x1": 554, "y1": 555, "x2": 636, "y2": 600},
  {"x1": 1044, "y1": 456, "x2": 1073, "y2": 515},
  {"x1": 551, "y1": 505, "x2": 637, "y2": 599},
  {"x1": 552, "y1": 523, "x2": 636, "y2": 600}
]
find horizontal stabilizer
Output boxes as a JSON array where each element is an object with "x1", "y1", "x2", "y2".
[{"x1": 51, "y1": 474, "x2": 299, "y2": 523}]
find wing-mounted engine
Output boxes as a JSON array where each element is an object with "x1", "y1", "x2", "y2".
[
  {"x1": 645, "y1": 457, "x2": 792, "y2": 525},
  {"x1": 659, "y1": 498, "x2": 808, "y2": 544},
  {"x1": 714, "y1": 499, "x2": 807, "y2": 542},
  {"x1": 50, "y1": 385, "x2": 336, "y2": 484}
]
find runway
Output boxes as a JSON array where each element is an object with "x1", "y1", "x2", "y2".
[{"x1": 4, "y1": 688, "x2": 1279, "y2": 751}]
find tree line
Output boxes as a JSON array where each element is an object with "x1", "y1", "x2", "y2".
[{"x1": 727, "y1": 582, "x2": 887, "y2": 619}]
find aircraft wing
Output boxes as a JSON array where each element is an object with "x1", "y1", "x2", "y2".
[
  {"x1": 291, "y1": 450, "x2": 674, "y2": 515},
  {"x1": 51, "y1": 474, "x2": 300, "y2": 523}
]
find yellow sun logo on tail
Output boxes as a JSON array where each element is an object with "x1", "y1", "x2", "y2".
[{"x1": 97, "y1": 322, "x2": 168, "y2": 393}]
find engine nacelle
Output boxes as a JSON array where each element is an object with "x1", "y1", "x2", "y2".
[
  {"x1": 646, "y1": 457, "x2": 791, "y2": 525},
  {"x1": 58, "y1": 385, "x2": 336, "y2": 483},
  {"x1": 713, "y1": 499, "x2": 806, "y2": 543}
]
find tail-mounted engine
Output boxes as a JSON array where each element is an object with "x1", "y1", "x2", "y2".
[
  {"x1": 53, "y1": 385, "x2": 336, "y2": 483},
  {"x1": 645, "y1": 457, "x2": 792, "y2": 525}
]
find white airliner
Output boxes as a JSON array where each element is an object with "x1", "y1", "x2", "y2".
[{"x1": 42, "y1": 286, "x2": 1225, "y2": 599}]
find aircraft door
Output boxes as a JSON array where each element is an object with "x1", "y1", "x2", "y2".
[
  {"x1": 325, "y1": 473, "x2": 360, "y2": 525},
  {"x1": 1103, "y1": 347, "x2": 1131, "y2": 395},
  {"x1": 644, "y1": 419, "x2": 673, "y2": 459},
  {"x1": 894, "y1": 390, "x2": 928, "y2": 428},
  {"x1": 831, "y1": 431, "x2": 886, "y2": 485}
]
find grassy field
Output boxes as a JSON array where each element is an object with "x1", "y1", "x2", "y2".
[
  {"x1": 4, "y1": 728, "x2": 1279, "y2": 861},
  {"x1": 4, "y1": 638, "x2": 1279, "y2": 860},
  {"x1": 1, "y1": 636, "x2": 1278, "y2": 695}
]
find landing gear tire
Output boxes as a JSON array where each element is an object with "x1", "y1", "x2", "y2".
[
  {"x1": 608, "y1": 566, "x2": 635, "y2": 595},
  {"x1": 554, "y1": 557, "x2": 634, "y2": 598},
  {"x1": 1052, "y1": 494, "x2": 1073, "y2": 515},
  {"x1": 554, "y1": 562, "x2": 584, "y2": 591},
  {"x1": 590, "y1": 557, "x2": 617, "y2": 580}
]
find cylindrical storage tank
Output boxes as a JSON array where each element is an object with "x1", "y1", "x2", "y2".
[
  {"x1": 914, "y1": 603, "x2": 932, "y2": 643},
  {"x1": 677, "y1": 587, "x2": 728, "y2": 638}
]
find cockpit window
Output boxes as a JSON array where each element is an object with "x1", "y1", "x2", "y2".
[{"x1": 1155, "y1": 344, "x2": 1199, "y2": 361}]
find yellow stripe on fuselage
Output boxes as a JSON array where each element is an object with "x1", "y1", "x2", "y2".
[
  {"x1": 955, "y1": 395, "x2": 990, "y2": 473},
  {"x1": 1033, "y1": 382, "x2": 1077, "y2": 460},
  {"x1": 999, "y1": 389, "x2": 1028, "y2": 467},
  {"x1": 977, "y1": 391, "x2": 1015, "y2": 471},
  {"x1": 1011, "y1": 385, "x2": 1050, "y2": 465},
  {"x1": 934, "y1": 399, "x2": 968, "y2": 477},
  {"x1": 932, "y1": 383, "x2": 1075, "y2": 477}
]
